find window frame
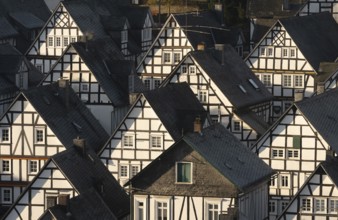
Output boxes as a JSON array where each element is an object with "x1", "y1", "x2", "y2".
[
  {"x1": 198, "y1": 90, "x2": 208, "y2": 103},
  {"x1": 287, "y1": 149, "x2": 300, "y2": 159},
  {"x1": 271, "y1": 148, "x2": 284, "y2": 159},
  {"x1": 143, "y1": 79, "x2": 151, "y2": 90},
  {"x1": 282, "y1": 75, "x2": 292, "y2": 87},
  {"x1": 29, "y1": 160, "x2": 38, "y2": 174},
  {"x1": 1, "y1": 127, "x2": 10, "y2": 142},
  {"x1": 176, "y1": 162, "x2": 193, "y2": 184},
  {"x1": 1, "y1": 188, "x2": 12, "y2": 204},
  {"x1": 35, "y1": 127, "x2": 45, "y2": 144},
  {"x1": 45, "y1": 195, "x2": 58, "y2": 209},
  {"x1": 151, "y1": 135, "x2": 162, "y2": 148},
  {"x1": 173, "y1": 52, "x2": 181, "y2": 64},
  {"x1": 329, "y1": 198, "x2": 338, "y2": 214},
  {"x1": 267, "y1": 47, "x2": 274, "y2": 57},
  {"x1": 131, "y1": 165, "x2": 140, "y2": 178},
  {"x1": 120, "y1": 164, "x2": 129, "y2": 178},
  {"x1": 280, "y1": 174, "x2": 290, "y2": 188},
  {"x1": 261, "y1": 73, "x2": 272, "y2": 87},
  {"x1": 268, "y1": 200, "x2": 277, "y2": 214},
  {"x1": 154, "y1": 79, "x2": 161, "y2": 89},
  {"x1": 260, "y1": 47, "x2": 266, "y2": 56},
  {"x1": 55, "y1": 36, "x2": 62, "y2": 47},
  {"x1": 314, "y1": 198, "x2": 326, "y2": 213},
  {"x1": 301, "y1": 197, "x2": 312, "y2": 213},
  {"x1": 48, "y1": 36, "x2": 54, "y2": 47},
  {"x1": 80, "y1": 83, "x2": 89, "y2": 92},
  {"x1": 135, "y1": 200, "x2": 145, "y2": 220},
  {"x1": 290, "y1": 48, "x2": 296, "y2": 58},
  {"x1": 123, "y1": 134, "x2": 134, "y2": 148},
  {"x1": 232, "y1": 120, "x2": 241, "y2": 132},
  {"x1": 1, "y1": 159, "x2": 10, "y2": 173},
  {"x1": 162, "y1": 51, "x2": 172, "y2": 64},
  {"x1": 189, "y1": 66, "x2": 196, "y2": 74},
  {"x1": 206, "y1": 202, "x2": 219, "y2": 220},
  {"x1": 156, "y1": 200, "x2": 169, "y2": 220},
  {"x1": 294, "y1": 75, "x2": 304, "y2": 88}
]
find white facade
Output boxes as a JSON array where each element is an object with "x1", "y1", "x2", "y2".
[
  {"x1": 0, "y1": 98, "x2": 66, "y2": 207},
  {"x1": 298, "y1": 0, "x2": 338, "y2": 22},
  {"x1": 252, "y1": 105, "x2": 329, "y2": 218},
  {"x1": 246, "y1": 22, "x2": 316, "y2": 122},
  {"x1": 99, "y1": 95, "x2": 176, "y2": 186}
]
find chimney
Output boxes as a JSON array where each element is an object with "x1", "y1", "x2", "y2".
[
  {"x1": 215, "y1": 44, "x2": 225, "y2": 65},
  {"x1": 294, "y1": 90, "x2": 304, "y2": 102},
  {"x1": 193, "y1": 116, "x2": 202, "y2": 133},
  {"x1": 73, "y1": 137, "x2": 86, "y2": 156},
  {"x1": 213, "y1": 2, "x2": 225, "y2": 26},
  {"x1": 317, "y1": 82, "x2": 325, "y2": 95},
  {"x1": 197, "y1": 42, "x2": 205, "y2": 51},
  {"x1": 58, "y1": 78, "x2": 70, "y2": 109},
  {"x1": 129, "y1": 74, "x2": 138, "y2": 105},
  {"x1": 283, "y1": 0, "x2": 290, "y2": 10}
]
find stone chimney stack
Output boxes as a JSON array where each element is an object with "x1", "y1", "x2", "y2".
[
  {"x1": 194, "y1": 116, "x2": 202, "y2": 133},
  {"x1": 58, "y1": 78, "x2": 70, "y2": 109},
  {"x1": 317, "y1": 82, "x2": 325, "y2": 95},
  {"x1": 73, "y1": 137, "x2": 86, "y2": 156}
]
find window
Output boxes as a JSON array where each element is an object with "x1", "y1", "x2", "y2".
[
  {"x1": 55, "y1": 36, "x2": 61, "y2": 47},
  {"x1": 36, "y1": 64, "x2": 42, "y2": 72},
  {"x1": 46, "y1": 196, "x2": 57, "y2": 209},
  {"x1": 272, "y1": 149, "x2": 284, "y2": 158},
  {"x1": 281, "y1": 201, "x2": 289, "y2": 211},
  {"x1": 63, "y1": 37, "x2": 69, "y2": 47},
  {"x1": 315, "y1": 198, "x2": 326, "y2": 213},
  {"x1": 238, "y1": 85, "x2": 247, "y2": 94},
  {"x1": 29, "y1": 160, "x2": 38, "y2": 173},
  {"x1": 284, "y1": 101, "x2": 292, "y2": 111},
  {"x1": 163, "y1": 52, "x2": 171, "y2": 64},
  {"x1": 123, "y1": 135, "x2": 134, "y2": 148},
  {"x1": 280, "y1": 174, "x2": 290, "y2": 188},
  {"x1": 293, "y1": 136, "x2": 301, "y2": 148},
  {"x1": 48, "y1": 36, "x2": 53, "y2": 47},
  {"x1": 301, "y1": 198, "x2": 311, "y2": 212},
  {"x1": 136, "y1": 201, "x2": 144, "y2": 220},
  {"x1": 173, "y1": 52, "x2": 181, "y2": 63},
  {"x1": 269, "y1": 200, "x2": 277, "y2": 214},
  {"x1": 198, "y1": 90, "x2": 208, "y2": 103},
  {"x1": 151, "y1": 136, "x2": 162, "y2": 148},
  {"x1": 329, "y1": 199, "x2": 338, "y2": 213},
  {"x1": 207, "y1": 203, "x2": 219, "y2": 220},
  {"x1": 176, "y1": 162, "x2": 192, "y2": 183},
  {"x1": 1, "y1": 128, "x2": 9, "y2": 142},
  {"x1": 248, "y1": 78, "x2": 259, "y2": 90},
  {"x1": 283, "y1": 75, "x2": 292, "y2": 87},
  {"x1": 290, "y1": 48, "x2": 296, "y2": 58},
  {"x1": 1, "y1": 188, "x2": 12, "y2": 204},
  {"x1": 144, "y1": 79, "x2": 151, "y2": 90},
  {"x1": 294, "y1": 75, "x2": 303, "y2": 88},
  {"x1": 131, "y1": 165, "x2": 139, "y2": 177},
  {"x1": 156, "y1": 201, "x2": 168, "y2": 220},
  {"x1": 268, "y1": 47, "x2": 274, "y2": 57},
  {"x1": 154, "y1": 79, "x2": 161, "y2": 89},
  {"x1": 181, "y1": 65, "x2": 187, "y2": 74},
  {"x1": 233, "y1": 121, "x2": 241, "y2": 132},
  {"x1": 1, "y1": 160, "x2": 10, "y2": 173},
  {"x1": 287, "y1": 149, "x2": 299, "y2": 159},
  {"x1": 35, "y1": 128, "x2": 44, "y2": 143},
  {"x1": 71, "y1": 37, "x2": 76, "y2": 43},
  {"x1": 121, "y1": 30, "x2": 128, "y2": 43},
  {"x1": 282, "y1": 48, "x2": 288, "y2": 57},
  {"x1": 120, "y1": 165, "x2": 128, "y2": 178},
  {"x1": 261, "y1": 74, "x2": 272, "y2": 87},
  {"x1": 81, "y1": 83, "x2": 89, "y2": 92},
  {"x1": 269, "y1": 176, "x2": 277, "y2": 187},
  {"x1": 142, "y1": 27, "x2": 152, "y2": 41},
  {"x1": 189, "y1": 66, "x2": 196, "y2": 74},
  {"x1": 260, "y1": 47, "x2": 266, "y2": 56}
]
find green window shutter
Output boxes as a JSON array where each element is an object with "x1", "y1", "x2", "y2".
[{"x1": 293, "y1": 136, "x2": 301, "y2": 149}]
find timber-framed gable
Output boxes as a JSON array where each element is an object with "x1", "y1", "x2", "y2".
[{"x1": 298, "y1": 0, "x2": 338, "y2": 22}]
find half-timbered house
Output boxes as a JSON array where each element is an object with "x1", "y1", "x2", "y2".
[
  {"x1": 126, "y1": 123, "x2": 274, "y2": 220},
  {"x1": 136, "y1": 10, "x2": 244, "y2": 90},
  {"x1": 246, "y1": 0, "x2": 305, "y2": 49},
  {"x1": 298, "y1": 0, "x2": 338, "y2": 22},
  {"x1": 2, "y1": 146, "x2": 130, "y2": 220},
  {"x1": 245, "y1": 12, "x2": 338, "y2": 122},
  {"x1": 0, "y1": 17, "x2": 19, "y2": 47},
  {"x1": 99, "y1": 83, "x2": 209, "y2": 185},
  {"x1": 0, "y1": 82, "x2": 109, "y2": 209},
  {"x1": 41, "y1": 37, "x2": 143, "y2": 133},
  {"x1": 26, "y1": 0, "x2": 154, "y2": 74},
  {"x1": 252, "y1": 87, "x2": 338, "y2": 218},
  {"x1": 277, "y1": 156, "x2": 338, "y2": 220},
  {"x1": 0, "y1": 43, "x2": 43, "y2": 115},
  {"x1": 163, "y1": 45, "x2": 272, "y2": 147}
]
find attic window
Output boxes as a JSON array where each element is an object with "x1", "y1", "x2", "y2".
[
  {"x1": 176, "y1": 162, "x2": 192, "y2": 183},
  {"x1": 72, "y1": 122, "x2": 82, "y2": 132},
  {"x1": 238, "y1": 85, "x2": 247, "y2": 94},
  {"x1": 248, "y1": 79, "x2": 259, "y2": 90}
]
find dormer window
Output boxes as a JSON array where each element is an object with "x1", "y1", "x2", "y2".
[
  {"x1": 121, "y1": 29, "x2": 128, "y2": 43},
  {"x1": 176, "y1": 162, "x2": 192, "y2": 183}
]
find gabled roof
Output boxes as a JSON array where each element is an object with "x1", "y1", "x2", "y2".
[
  {"x1": 183, "y1": 124, "x2": 274, "y2": 192},
  {"x1": 51, "y1": 148, "x2": 129, "y2": 218},
  {"x1": 40, "y1": 188, "x2": 118, "y2": 220},
  {"x1": 189, "y1": 46, "x2": 273, "y2": 109},
  {"x1": 279, "y1": 12, "x2": 338, "y2": 72},
  {"x1": 295, "y1": 88, "x2": 338, "y2": 152},
  {"x1": 62, "y1": 1, "x2": 108, "y2": 39},
  {"x1": 143, "y1": 83, "x2": 208, "y2": 141},
  {"x1": 120, "y1": 5, "x2": 153, "y2": 29},
  {"x1": 0, "y1": 17, "x2": 18, "y2": 39},
  {"x1": 128, "y1": 123, "x2": 274, "y2": 192},
  {"x1": 9, "y1": 12, "x2": 45, "y2": 29},
  {"x1": 246, "y1": 0, "x2": 305, "y2": 18},
  {"x1": 69, "y1": 38, "x2": 131, "y2": 106},
  {"x1": 18, "y1": 83, "x2": 109, "y2": 152},
  {"x1": 172, "y1": 11, "x2": 237, "y2": 49}
]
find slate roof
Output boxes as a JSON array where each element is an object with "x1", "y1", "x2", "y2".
[
  {"x1": 279, "y1": 12, "x2": 338, "y2": 72},
  {"x1": 50, "y1": 148, "x2": 128, "y2": 218},
  {"x1": 173, "y1": 11, "x2": 239, "y2": 49},
  {"x1": 236, "y1": 110, "x2": 269, "y2": 135},
  {"x1": 62, "y1": 1, "x2": 109, "y2": 39},
  {"x1": 315, "y1": 62, "x2": 338, "y2": 84},
  {"x1": 69, "y1": 37, "x2": 138, "y2": 107},
  {"x1": 189, "y1": 46, "x2": 273, "y2": 109},
  {"x1": 19, "y1": 83, "x2": 109, "y2": 152},
  {"x1": 246, "y1": 0, "x2": 305, "y2": 18},
  {"x1": 251, "y1": 18, "x2": 277, "y2": 45},
  {"x1": 143, "y1": 83, "x2": 208, "y2": 141},
  {"x1": 9, "y1": 12, "x2": 45, "y2": 29},
  {"x1": 0, "y1": 17, "x2": 18, "y2": 39},
  {"x1": 295, "y1": 88, "x2": 338, "y2": 152}
]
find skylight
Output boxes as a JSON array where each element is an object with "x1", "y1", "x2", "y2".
[
  {"x1": 238, "y1": 84, "x2": 247, "y2": 94},
  {"x1": 248, "y1": 78, "x2": 259, "y2": 90}
]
